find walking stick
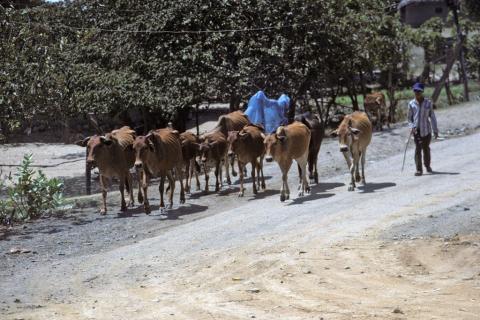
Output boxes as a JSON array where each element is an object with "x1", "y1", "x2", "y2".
[{"x1": 401, "y1": 130, "x2": 413, "y2": 172}]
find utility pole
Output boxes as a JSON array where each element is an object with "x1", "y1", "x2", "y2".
[{"x1": 447, "y1": 0, "x2": 469, "y2": 101}]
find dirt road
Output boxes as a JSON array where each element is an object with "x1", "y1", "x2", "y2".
[{"x1": 1, "y1": 102, "x2": 480, "y2": 319}]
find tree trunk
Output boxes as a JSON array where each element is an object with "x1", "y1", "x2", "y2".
[
  {"x1": 229, "y1": 93, "x2": 240, "y2": 112},
  {"x1": 348, "y1": 83, "x2": 359, "y2": 111}
]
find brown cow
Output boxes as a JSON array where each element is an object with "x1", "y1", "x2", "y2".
[
  {"x1": 179, "y1": 131, "x2": 201, "y2": 194},
  {"x1": 227, "y1": 124, "x2": 266, "y2": 197},
  {"x1": 76, "y1": 126, "x2": 136, "y2": 215},
  {"x1": 133, "y1": 128, "x2": 185, "y2": 214},
  {"x1": 364, "y1": 92, "x2": 389, "y2": 131},
  {"x1": 264, "y1": 122, "x2": 311, "y2": 202},
  {"x1": 202, "y1": 111, "x2": 250, "y2": 183},
  {"x1": 331, "y1": 111, "x2": 372, "y2": 191},
  {"x1": 294, "y1": 112, "x2": 324, "y2": 184},
  {"x1": 195, "y1": 131, "x2": 228, "y2": 193}
]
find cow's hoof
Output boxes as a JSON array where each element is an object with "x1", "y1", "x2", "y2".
[
  {"x1": 100, "y1": 209, "x2": 107, "y2": 215},
  {"x1": 238, "y1": 192, "x2": 244, "y2": 197},
  {"x1": 120, "y1": 205, "x2": 127, "y2": 212},
  {"x1": 145, "y1": 206, "x2": 151, "y2": 215},
  {"x1": 232, "y1": 171, "x2": 237, "y2": 177},
  {"x1": 167, "y1": 204, "x2": 173, "y2": 210},
  {"x1": 180, "y1": 198, "x2": 185, "y2": 204},
  {"x1": 298, "y1": 191, "x2": 304, "y2": 197},
  {"x1": 360, "y1": 179, "x2": 366, "y2": 185},
  {"x1": 306, "y1": 187, "x2": 311, "y2": 194},
  {"x1": 286, "y1": 194, "x2": 290, "y2": 200},
  {"x1": 253, "y1": 189, "x2": 258, "y2": 195},
  {"x1": 348, "y1": 185, "x2": 355, "y2": 192},
  {"x1": 138, "y1": 195, "x2": 144, "y2": 204},
  {"x1": 261, "y1": 183, "x2": 266, "y2": 190},
  {"x1": 280, "y1": 194, "x2": 286, "y2": 202},
  {"x1": 355, "y1": 175, "x2": 361, "y2": 183}
]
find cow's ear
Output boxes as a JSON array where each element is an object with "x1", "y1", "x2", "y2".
[
  {"x1": 329, "y1": 130, "x2": 338, "y2": 137},
  {"x1": 208, "y1": 141, "x2": 219, "y2": 148},
  {"x1": 278, "y1": 135, "x2": 287, "y2": 143},
  {"x1": 350, "y1": 127, "x2": 361, "y2": 139},
  {"x1": 100, "y1": 136, "x2": 113, "y2": 146},
  {"x1": 75, "y1": 137, "x2": 90, "y2": 147}
]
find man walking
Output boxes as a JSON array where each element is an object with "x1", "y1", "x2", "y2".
[{"x1": 408, "y1": 82, "x2": 439, "y2": 176}]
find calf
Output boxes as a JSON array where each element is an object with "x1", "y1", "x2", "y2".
[
  {"x1": 264, "y1": 122, "x2": 311, "y2": 202},
  {"x1": 195, "y1": 131, "x2": 228, "y2": 193},
  {"x1": 364, "y1": 92, "x2": 389, "y2": 131},
  {"x1": 179, "y1": 131, "x2": 201, "y2": 193},
  {"x1": 76, "y1": 126, "x2": 136, "y2": 214},
  {"x1": 294, "y1": 112, "x2": 324, "y2": 184},
  {"x1": 227, "y1": 124, "x2": 266, "y2": 197},
  {"x1": 133, "y1": 128, "x2": 185, "y2": 213},
  {"x1": 331, "y1": 111, "x2": 372, "y2": 191}
]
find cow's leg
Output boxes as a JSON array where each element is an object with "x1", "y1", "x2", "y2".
[
  {"x1": 360, "y1": 149, "x2": 367, "y2": 185},
  {"x1": 376, "y1": 108, "x2": 382, "y2": 131},
  {"x1": 119, "y1": 175, "x2": 127, "y2": 212},
  {"x1": 224, "y1": 154, "x2": 232, "y2": 185},
  {"x1": 136, "y1": 168, "x2": 144, "y2": 204},
  {"x1": 141, "y1": 171, "x2": 151, "y2": 214},
  {"x1": 159, "y1": 175, "x2": 166, "y2": 210},
  {"x1": 251, "y1": 160, "x2": 257, "y2": 195},
  {"x1": 203, "y1": 164, "x2": 209, "y2": 192},
  {"x1": 184, "y1": 160, "x2": 191, "y2": 194},
  {"x1": 348, "y1": 153, "x2": 359, "y2": 191},
  {"x1": 176, "y1": 165, "x2": 185, "y2": 204},
  {"x1": 297, "y1": 154, "x2": 309, "y2": 197},
  {"x1": 215, "y1": 161, "x2": 221, "y2": 192},
  {"x1": 238, "y1": 161, "x2": 245, "y2": 197},
  {"x1": 167, "y1": 171, "x2": 175, "y2": 209},
  {"x1": 355, "y1": 151, "x2": 361, "y2": 183},
  {"x1": 100, "y1": 175, "x2": 108, "y2": 215},
  {"x1": 126, "y1": 171, "x2": 134, "y2": 207},
  {"x1": 297, "y1": 164, "x2": 302, "y2": 191},
  {"x1": 259, "y1": 157, "x2": 266, "y2": 190},
  {"x1": 280, "y1": 160, "x2": 292, "y2": 202},
  {"x1": 229, "y1": 155, "x2": 236, "y2": 177},
  {"x1": 193, "y1": 159, "x2": 201, "y2": 191}
]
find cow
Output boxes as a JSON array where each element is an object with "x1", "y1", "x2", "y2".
[
  {"x1": 195, "y1": 131, "x2": 228, "y2": 193},
  {"x1": 76, "y1": 126, "x2": 136, "y2": 215},
  {"x1": 133, "y1": 128, "x2": 185, "y2": 214},
  {"x1": 294, "y1": 112, "x2": 324, "y2": 184},
  {"x1": 264, "y1": 122, "x2": 311, "y2": 202},
  {"x1": 179, "y1": 131, "x2": 201, "y2": 194},
  {"x1": 364, "y1": 92, "x2": 389, "y2": 131},
  {"x1": 330, "y1": 111, "x2": 372, "y2": 191},
  {"x1": 227, "y1": 124, "x2": 266, "y2": 197},
  {"x1": 202, "y1": 111, "x2": 250, "y2": 183}
]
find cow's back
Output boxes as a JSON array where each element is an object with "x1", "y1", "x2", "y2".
[
  {"x1": 350, "y1": 112, "x2": 372, "y2": 148},
  {"x1": 283, "y1": 122, "x2": 310, "y2": 159}
]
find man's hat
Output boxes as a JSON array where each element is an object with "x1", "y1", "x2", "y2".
[{"x1": 412, "y1": 82, "x2": 424, "y2": 92}]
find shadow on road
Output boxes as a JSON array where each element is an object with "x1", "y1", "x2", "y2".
[
  {"x1": 159, "y1": 204, "x2": 209, "y2": 221},
  {"x1": 430, "y1": 171, "x2": 460, "y2": 175},
  {"x1": 357, "y1": 182, "x2": 396, "y2": 193},
  {"x1": 288, "y1": 192, "x2": 335, "y2": 205}
]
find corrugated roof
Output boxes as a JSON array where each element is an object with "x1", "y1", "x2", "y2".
[{"x1": 398, "y1": 0, "x2": 446, "y2": 9}]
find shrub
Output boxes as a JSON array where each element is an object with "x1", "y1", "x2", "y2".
[{"x1": 0, "y1": 154, "x2": 64, "y2": 224}]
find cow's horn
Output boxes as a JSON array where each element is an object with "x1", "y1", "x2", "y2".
[{"x1": 239, "y1": 131, "x2": 248, "y2": 137}]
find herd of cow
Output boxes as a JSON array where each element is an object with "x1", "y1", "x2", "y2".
[{"x1": 77, "y1": 102, "x2": 379, "y2": 215}]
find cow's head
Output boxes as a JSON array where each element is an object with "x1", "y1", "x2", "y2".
[
  {"x1": 76, "y1": 135, "x2": 113, "y2": 166},
  {"x1": 264, "y1": 127, "x2": 286, "y2": 163},
  {"x1": 194, "y1": 140, "x2": 219, "y2": 165},
  {"x1": 132, "y1": 133, "x2": 155, "y2": 169},
  {"x1": 330, "y1": 118, "x2": 361, "y2": 153}
]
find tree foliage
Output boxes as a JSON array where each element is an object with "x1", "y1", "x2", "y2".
[{"x1": 0, "y1": 0, "x2": 477, "y2": 135}]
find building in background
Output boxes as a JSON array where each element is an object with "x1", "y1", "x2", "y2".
[{"x1": 399, "y1": 0, "x2": 449, "y2": 27}]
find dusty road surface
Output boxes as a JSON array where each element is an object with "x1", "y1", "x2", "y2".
[{"x1": 1, "y1": 101, "x2": 480, "y2": 320}]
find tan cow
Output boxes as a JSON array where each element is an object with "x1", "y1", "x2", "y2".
[
  {"x1": 264, "y1": 122, "x2": 311, "y2": 202},
  {"x1": 76, "y1": 126, "x2": 136, "y2": 215},
  {"x1": 179, "y1": 131, "x2": 201, "y2": 194},
  {"x1": 364, "y1": 92, "x2": 389, "y2": 131},
  {"x1": 227, "y1": 124, "x2": 266, "y2": 197},
  {"x1": 195, "y1": 131, "x2": 228, "y2": 193},
  {"x1": 202, "y1": 111, "x2": 250, "y2": 184},
  {"x1": 133, "y1": 128, "x2": 185, "y2": 214},
  {"x1": 331, "y1": 111, "x2": 372, "y2": 191}
]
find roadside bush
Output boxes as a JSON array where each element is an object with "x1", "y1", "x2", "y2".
[{"x1": 0, "y1": 154, "x2": 64, "y2": 224}]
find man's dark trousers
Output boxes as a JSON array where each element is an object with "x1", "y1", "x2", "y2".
[{"x1": 414, "y1": 131, "x2": 431, "y2": 172}]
